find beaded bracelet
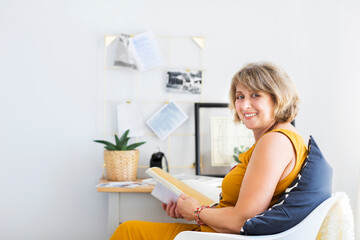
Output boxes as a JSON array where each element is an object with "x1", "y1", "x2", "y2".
[{"x1": 194, "y1": 205, "x2": 210, "y2": 226}]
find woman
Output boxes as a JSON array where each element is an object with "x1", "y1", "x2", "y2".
[{"x1": 110, "y1": 62, "x2": 307, "y2": 239}]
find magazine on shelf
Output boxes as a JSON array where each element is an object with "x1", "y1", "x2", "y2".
[{"x1": 145, "y1": 167, "x2": 219, "y2": 206}]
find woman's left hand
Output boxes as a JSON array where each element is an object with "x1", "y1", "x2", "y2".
[
  {"x1": 162, "y1": 201, "x2": 183, "y2": 219},
  {"x1": 177, "y1": 193, "x2": 201, "y2": 221}
]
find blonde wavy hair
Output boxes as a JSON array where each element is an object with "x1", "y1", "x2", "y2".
[{"x1": 229, "y1": 62, "x2": 300, "y2": 123}]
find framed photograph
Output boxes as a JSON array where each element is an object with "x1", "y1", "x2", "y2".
[
  {"x1": 166, "y1": 70, "x2": 202, "y2": 94},
  {"x1": 195, "y1": 103, "x2": 255, "y2": 177}
]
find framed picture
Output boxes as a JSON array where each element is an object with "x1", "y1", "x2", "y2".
[
  {"x1": 194, "y1": 103, "x2": 255, "y2": 177},
  {"x1": 166, "y1": 70, "x2": 202, "y2": 94}
]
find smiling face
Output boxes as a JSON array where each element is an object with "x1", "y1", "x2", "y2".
[
  {"x1": 235, "y1": 83, "x2": 276, "y2": 135},
  {"x1": 229, "y1": 62, "x2": 300, "y2": 126}
]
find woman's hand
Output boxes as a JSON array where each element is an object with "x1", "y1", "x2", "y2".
[
  {"x1": 162, "y1": 201, "x2": 183, "y2": 219},
  {"x1": 177, "y1": 194, "x2": 201, "y2": 221}
]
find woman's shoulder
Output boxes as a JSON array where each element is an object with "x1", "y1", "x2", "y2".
[
  {"x1": 266, "y1": 122, "x2": 303, "y2": 140},
  {"x1": 250, "y1": 127, "x2": 297, "y2": 174},
  {"x1": 256, "y1": 130, "x2": 294, "y2": 152},
  {"x1": 258, "y1": 124, "x2": 307, "y2": 156},
  {"x1": 255, "y1": 123, "x2": 303, "y2": 152}
]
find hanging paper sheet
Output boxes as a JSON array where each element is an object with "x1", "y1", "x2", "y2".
[
  {"x1": 146, "y1": 101, "x2": 188, "y2": 140},
  {"x1": 117, "y1": 102, "x2": 144, "y2": 137}
]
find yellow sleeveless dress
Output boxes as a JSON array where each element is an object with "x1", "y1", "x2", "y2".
[
  {"x1": 110, "y1": 129, "x2": 308, "y2": 239},
  {"x1": 219, "y1": 129, "x2": 308, "y2": 208}
]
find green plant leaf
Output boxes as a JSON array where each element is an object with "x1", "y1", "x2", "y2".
[
  {"x1": 113, "y1": 135, "x2": 128, "y2": 150},
  {"x1": 233, "y1": 147, "x2": 241, "y2": 155},
  {"x1": 126, "y1": 141, "x2": 146, "y2": 150},
  {"x1": 94, "y1": 129, "x2": 146, "y2": 151},
  {"x1": 117, "y1": 130, "x2": 130, "y2": 150},
  {"x1": 120, "y1": 138, "x2": 130, "y2": 150},
  {"x1": 119, "y1": 129, "x2": 129, "y2": 142},
  {"x1": 233, "y1": 155, "x2": 240, "y2": 163},
  {"x1": 115, "y1": 134, "x2": 121, "y2": 148},
  {"x1": 105, "y1": 145, "x2": 117, "y2": 151},
  {"x1": 94, "y1": 140, "x2": 117, "y2": 149}
]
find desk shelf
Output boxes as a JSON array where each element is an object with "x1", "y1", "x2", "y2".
[{"x1": 97, "y1": 178, "x2": 154, "y2": 193}]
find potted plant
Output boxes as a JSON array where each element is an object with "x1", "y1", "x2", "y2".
[
  {"x1": 94, "y1": 129, "x2": 146, "y2": 181},
  {"x1": 232, "y1": 146, "x2": 250, "y2": 163}
]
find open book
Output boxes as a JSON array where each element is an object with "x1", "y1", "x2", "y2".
[{"x1": 145, "y1": 167, "x2": 218, "y2": 206}]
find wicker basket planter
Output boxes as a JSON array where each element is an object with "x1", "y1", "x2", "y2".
[{"x1": 104, "y1": 149, "x2": 139, "y2": 181}]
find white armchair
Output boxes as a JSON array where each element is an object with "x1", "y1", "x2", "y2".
[{"x1": 174, "y1": 192, "x2": 348, "y2": 240}]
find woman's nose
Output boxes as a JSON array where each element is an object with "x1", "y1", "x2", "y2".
[{"x1": 241, "y1": 99, "x2": 251, "y2": 109}]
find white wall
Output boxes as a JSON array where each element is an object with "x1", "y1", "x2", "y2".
[{"x1": 0, "y1": 0, "x2": 359, "y2": 239}]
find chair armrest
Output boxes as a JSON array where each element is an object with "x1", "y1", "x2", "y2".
[{"x1": 174, "y1": 231, "x2": 275, "y2": 240}]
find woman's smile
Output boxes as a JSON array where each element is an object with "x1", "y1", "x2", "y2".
[{"x1": 243, "y1": 112, "x2": 257, "y2": 119}]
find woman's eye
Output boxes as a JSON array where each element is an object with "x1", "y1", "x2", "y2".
[
  {"x1": 252, "y1": 94, "x2": 260, "y2": 98},
  {"x1": 236, "y1": 96, "x2": 244, "y2": 100}
]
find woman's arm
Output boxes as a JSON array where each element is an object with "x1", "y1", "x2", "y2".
[{"x1": 177, "y1": 132, "x2": 296, "y2": 233}]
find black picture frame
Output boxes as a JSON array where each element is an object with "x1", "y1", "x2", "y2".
[{"x1": 195, "y1": 103, "x2": 231, "y2": 177}]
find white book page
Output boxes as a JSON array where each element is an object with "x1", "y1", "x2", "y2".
[{"x1": 151, "y1": 183, "x2": 180, "y2": 204}]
